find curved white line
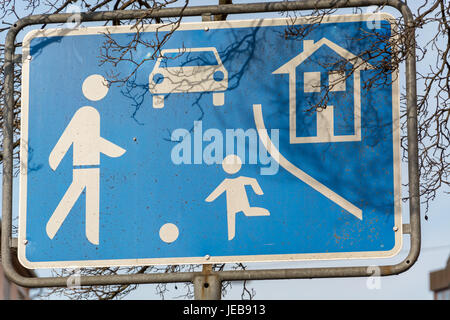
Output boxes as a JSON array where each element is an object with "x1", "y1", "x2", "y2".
[{"x1": 253, "y1": 104, "x2": 362, "y2": 220}]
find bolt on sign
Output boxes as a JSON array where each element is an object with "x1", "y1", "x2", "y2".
[{"x1": 18, "y1": 14, "x2": 401, "y2": 268}]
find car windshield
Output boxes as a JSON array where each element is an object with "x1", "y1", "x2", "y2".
[{"x1": 160, "y1": 50, "x2": 219, "y2": 68}]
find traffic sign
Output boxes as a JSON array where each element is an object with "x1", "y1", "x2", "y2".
[{"x1": 18, "y1": 14, "x2": 401, "y2": 268}]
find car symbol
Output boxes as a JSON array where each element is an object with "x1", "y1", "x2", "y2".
[{"x1": 149, "y1": 47, "x2": 228, "y2": 108}]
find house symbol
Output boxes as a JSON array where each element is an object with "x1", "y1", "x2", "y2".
[{"x1": 273, "y1": 38, "x2": 374, "y2": 144}]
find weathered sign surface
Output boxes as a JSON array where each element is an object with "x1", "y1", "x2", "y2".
[{"x1": 19, "y1": 14, "x2": 401, "y2": 268}]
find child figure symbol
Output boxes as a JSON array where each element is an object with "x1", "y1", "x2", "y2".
[
  {"x1": 46, "y1": 74, "x2": 126, "y2": 245},
  {"x1": 205, "y1": 154, "x2": 270, "y2": 240}
]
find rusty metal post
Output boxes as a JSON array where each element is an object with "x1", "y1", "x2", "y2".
[{"x1": 193, "y1": 264, "x2": 222, "y2": 300}]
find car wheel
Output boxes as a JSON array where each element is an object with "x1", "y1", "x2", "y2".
[{"x1": 213, "y1": 92, "x2": 224, "y2": 106}]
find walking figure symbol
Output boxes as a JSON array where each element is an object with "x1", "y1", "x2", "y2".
[
  {"x1": 46, "y1": 74, "x2": 126, "y2": 245},
  {"x1": 205, "y1": 154, "x2": 270, "y2": 240}
]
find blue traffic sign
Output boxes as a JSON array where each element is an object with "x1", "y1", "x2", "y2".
[{"x1": 19, "y1": 14, "x2": 401, "y2": 268}]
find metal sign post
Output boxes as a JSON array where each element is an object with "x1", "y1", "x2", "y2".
[{"x1": 2, "y1": 1, "x2": 420, "y2": 300}]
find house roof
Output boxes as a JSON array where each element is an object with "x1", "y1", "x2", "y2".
[{"x1": 273, "y1": 38, "x2": 374, "y2": 74}]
